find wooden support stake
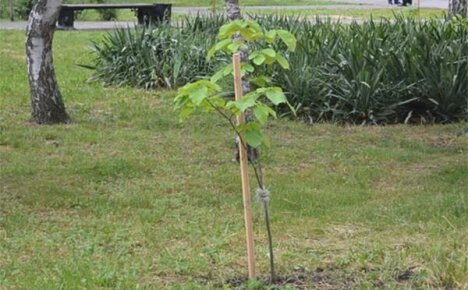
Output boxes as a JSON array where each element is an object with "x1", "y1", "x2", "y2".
[{"x1": 232, "y1": 52, "x2": 256, "y2": 279}]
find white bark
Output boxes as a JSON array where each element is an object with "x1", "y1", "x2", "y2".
[{"x1": 26, "y1": 0, "x2": 69, "y2": 124}]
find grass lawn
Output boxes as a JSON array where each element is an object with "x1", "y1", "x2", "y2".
[
  {"x1": 0, "y1": 30, "x2": 467, "y2": 289},
  {"x1": 249, "y1": 8, "x2": 445, "y2": 19}
]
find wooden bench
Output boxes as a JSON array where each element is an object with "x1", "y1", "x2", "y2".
[{"x1": 57, "y1": 3, "x2": 171, "y2": 29}]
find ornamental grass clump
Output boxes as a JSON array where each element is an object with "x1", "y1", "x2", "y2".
[
  {"x1": 89, "y1": 15, "x2": 468, "y2": 124},
  {"x1": 89, "y1": 23, "x2": 223, "y2": 89},
  {"x1": 266, "y1": 15, "x2": 468, "y2": 124}
]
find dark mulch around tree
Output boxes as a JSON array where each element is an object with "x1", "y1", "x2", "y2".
[
  {"x1": 221, "y1": 266, "x2": 357, "y2": 289},
  {"x1": 221, "y1": 265, "x2": 419, "y2": 289}
]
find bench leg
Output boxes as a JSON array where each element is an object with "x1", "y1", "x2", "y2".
[
  {"x1": 57, "y1": 8, "x2": 75, "y2": 29},
  {"x1": 137, "y1": 5, "x2": 171, "y2": 27},
  {"x1": 136, "y1": 8, "x2": 150, "y2": 26}
]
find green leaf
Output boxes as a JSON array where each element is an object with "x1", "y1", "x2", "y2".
[
  {"x1": 244, "y1": 127, "x2": 264, "y2": 148},
  {"x1": 240, "y1": 64, "x2": 255, "y2": 77},
  {"x1": 261, "y1": 48, "x2": 276, "y2": 58},
  {"x1": 240, "y1": 29, "x2": 255, "y2": 41},
  {"x1": 253, "y1": 54, "x2": 266, "y2": 66},
  {"x1": 233, "y1": 94, "x2": 257, "y2": 112},
  {"x1": 250, "y1": 76, "x2": 271, "y2": 87},
  {"x1": 218, "y1": 22, "x2": 242, "y2": 39},
  {"x1": 227, "y1": 41, "x2": 243, "y2": 53},
  {"x1": 209, "y1": 97, "x2": 226, "y2": 108},
  {"x1": 254, "y1": 104, "x2": 270, "y2": 124},
  {"x1": 241, "y1": 63, "x2": 255, "y2": 74},
  {"x1": 286, "y1": 101, "x2": 297, "y2": 116},
  {"x1": 247, "y1": 21, "x2": 263, "y2": 35},
  {"x1": 208, "y1": 39, "x2": 231, "y2": 59},
  {"x1": 210, "y1": 64, "x2": 233, "y2": 83},
  {"x1": 240, "y1": 21, "x2": 264, "y2": 41},
  {"x1": 211, "y1": 69, "x2": 225, "y2": 83},
  {"x1": 219, "y1": 20, "x2": 264, "y2": 42},
  {"x1": 248, "y1": 51, "x2": 259, "y2": 60},
  {"x1": 189, "y1": 86, "x2": 208, "y2": 105},
  {"x1": 179, "y1": 106, "x2": 195, "y2": 119},
  {"x1": 264, "y1": 87, "x2": 287, "y2": 105},
  {"x1": 277, "y1": 30, "x2": 297, "y2": 52},
  {"x1": 276, "y1": 54, "x2": 290, "y2": 70},
  {"x1": 223, "y1": 64, "x2": 234, "y2": 75},
  {"x1": 173, "y1": 94, "x2": 188, "y2": 111},
  {"x1": 265, "y1": 30, "x2": 277, "y2": 43}
]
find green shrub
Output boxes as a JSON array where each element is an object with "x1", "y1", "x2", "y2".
[
  {"x1": 14, "y1": 0, "x2": 35, "y2": 20},
  {"x1": 89, "y1": 21, "x2": 224, "y2": 89},
  {"x1": 0, "y1": 0, "x2": 45, "y2": 20},
  {"x1": 262, "y1": 15, "x2": 468, "y2": 124},
  {"x1": 89, "y1": 15, "x2": 468, "y2": 124},
  {"x1": 0, "y1": 0, "x2": 8, "y2": 19}
]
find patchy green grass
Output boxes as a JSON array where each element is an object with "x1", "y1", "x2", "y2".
[
  {"x1": 1, "y1": 30, "x2": 467, "y2": 289},
  {"x1": 250, "y1": 7, "x2": 445, "y2": 19}
]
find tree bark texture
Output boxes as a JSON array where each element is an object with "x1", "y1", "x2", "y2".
[
  {"x1": 26, "y1": 0, "x2": 69, "y2": 124},
  {"x1": 225, "y1": 0, "x2": 241, "y2": 20},
  {"x1": 225, "y1": 0, "x2": 250, "y2": 93},
  {"x1": 449, "y1": 0, "x2": 468, "y2": 18},
  {"x1": 225, "y1": 0, "x2": 258, "y2": 161}
]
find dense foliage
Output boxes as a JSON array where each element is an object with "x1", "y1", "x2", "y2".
[
  {"x1": 0, "y1": 0, "x2": 44, "y2": 19},
  {"x1": 174, "y1": 18, "x2": 296, "y2": 148},
  {"x1": 90, "y1": 15, "x2": 468, "y2": 124},
  {"x1": 89, "y1": 18, "x2": 224, "y2": 89}
]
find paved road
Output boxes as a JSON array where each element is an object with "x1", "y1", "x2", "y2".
[
  {"x1": 340, "y1": 0, "x2": 447, "y2": 8},
  {"x1": 0, "y1": 0, "x2": 449, "y2": 31}
]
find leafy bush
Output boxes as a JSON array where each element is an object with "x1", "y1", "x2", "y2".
[
  {"x1": 0, "y1": 0, "x2": 9, "y2": 19},
  {"x1": 14, "y1": 0, "x2": 35, "y2": 20},
  {"x1": 0, "y1": 0, "x2": 38, "y2": 20},
  {"x1": 89, "y1": 15, "x2": 468, "y2": 124},
  {"x1": 1, "y1": 0, "x2": 114, "y2": 21}
]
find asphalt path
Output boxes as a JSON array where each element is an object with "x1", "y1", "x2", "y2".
[{"x1": 0, "y1": 0, "x2": 449, "y2": 31}]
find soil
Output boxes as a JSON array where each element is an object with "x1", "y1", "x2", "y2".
[
  {"x1": 221, "y1": 266, "x2": 357, "y2": 289},
  {"x1": 221, "y1": 266, "x2": 419, "y2": 289}
]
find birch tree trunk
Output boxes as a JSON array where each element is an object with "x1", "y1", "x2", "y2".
[
  {"x1": 449, "y1": 0, "x2": 468, "y2": 18},
  {"x1": 26, "y1": 0, "x2": 69, "y2": 124}
]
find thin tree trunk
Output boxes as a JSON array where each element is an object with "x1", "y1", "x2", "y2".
[
  {"x1": 26, "y1": 0, "x2": 69, "y2": 124},
  {"x1": 225, "y1": 0, "x2": 241, "y2": 20},
  {"x1": 225, "y1": 0, "x2": 259, "y2": 162},
  {"x1": 449, "y1": 0, "x2": 468, "y2": 18},
  {"x1": 9, "y1": 0, "x2": 14, "y2": 21}
]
